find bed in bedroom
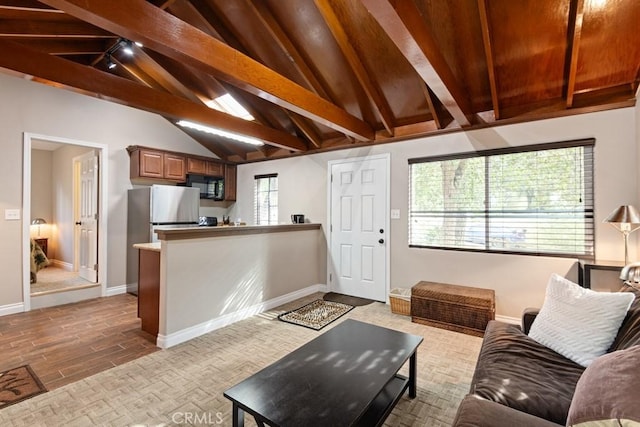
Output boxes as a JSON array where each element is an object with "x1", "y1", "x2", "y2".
[{"x1": 30, "y1": 238, "x2": 50, "y2": 283}]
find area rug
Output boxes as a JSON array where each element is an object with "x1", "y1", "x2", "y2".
[
  {"x1": 278, "y1": 299, "x2": 354, "y2": 330},
  {"x1": 323, "y1": 292, "x2": 374, "y2": 307},
  {"x1": 0, "y1": 365, "x2": 47, "y2": 409}
]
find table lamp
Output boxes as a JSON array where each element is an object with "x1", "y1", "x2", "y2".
[
  {"x1": 31, "y1": 218, "x2": 47, "y2": 237},
  {"x1": 604, "y1": 205, "x2": 640, "y2": 264}
]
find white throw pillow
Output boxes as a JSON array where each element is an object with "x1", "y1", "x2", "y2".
[{"x1": 528, "y1": 274, "x2": 634, "y2": 367}]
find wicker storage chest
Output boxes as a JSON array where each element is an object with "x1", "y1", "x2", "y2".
[{"x1": 411, "y1": 281, "x2": 495, "y2": 337}]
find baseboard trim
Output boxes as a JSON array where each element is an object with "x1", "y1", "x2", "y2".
[
  {"x1": 495, "y1": 314, "x2": 520, "y2": 325},
  {"x1": 50, "y1": 259, "x2": 73, "y2": 271},
  {"x1": 157, "y1": 283, "x2": 328, "y2": 349},
  {"x1": 105, "y1": 285, "x2": 127, "y2": 297},
  {"x1": 0, "y1": 302, "x2": 25, "y2": 317}
]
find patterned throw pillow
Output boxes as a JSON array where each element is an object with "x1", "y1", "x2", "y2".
[{"x1": 528, "y1": 274, "x2": 634, "y2": 367}]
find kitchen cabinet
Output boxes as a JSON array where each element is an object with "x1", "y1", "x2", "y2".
[
  {"x1": 187, "y1": 158, "x2": 224, "y2": 177},
  {"x1": 129, "y1": 147, "x2": 186, "y2": 182},
  {"x1": 224, "y1": 164, "x2": 237, "y2": 201},
  {"x1": 138, "y1": 247, "x2": 160, "y2": 337}
]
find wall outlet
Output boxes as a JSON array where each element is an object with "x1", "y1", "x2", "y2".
[
  {"x1": 5, "y1": 209, "x2": 20, "y2": 220},
  {"x1": 390, "y1": 209, "x2": 400, "y2": 220}
]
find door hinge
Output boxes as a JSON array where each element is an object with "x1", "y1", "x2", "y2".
[
  {"x1": 94, "y1": 213, "x2": 99, "y2": 220},
  {"x1": 330, "y1": 224, "x2": 332, "y2": 233},
  {"x1": 94, "y1": 264, "x2": 98, "y2": 271},
  {"x1": 329, "y1": 273, "x2": 332, "y2": 282}
]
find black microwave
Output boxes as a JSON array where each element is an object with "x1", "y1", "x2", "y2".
[{"x1": 183, "y1": 174, "x2": 224, "y2": 200}]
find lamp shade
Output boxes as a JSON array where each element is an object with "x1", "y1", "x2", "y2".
[
  {"x1": 604, "y1": 205, "x2": 640, "y2": 225},
  {"x1": 31, "y1": 218, "x2": 47, "y2": 225}
]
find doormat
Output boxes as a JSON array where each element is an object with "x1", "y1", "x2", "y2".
[
  {"x1": 278, "y1": 299, "x2": 354, "y2": 330},
  {"x1": 323, "y1": 292, "x2": 374, "y2": 307},
  {"x1": 0, "y1": 365, "x2": 47, "y2": 409}
]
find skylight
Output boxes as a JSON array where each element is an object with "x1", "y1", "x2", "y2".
[{"x1": 205, "y1": 94, "x2": 254, "y2": 121}]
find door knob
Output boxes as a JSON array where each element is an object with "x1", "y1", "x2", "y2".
[
  {"x1": 379, "y1": 239, "x2": 384, "y2": 244},
  {"x1": 379, "y1": 228, "x2": 384, "y2": 234},
  {"x1": 75, "y1": 221, "x2": 82, "y2": 225}
]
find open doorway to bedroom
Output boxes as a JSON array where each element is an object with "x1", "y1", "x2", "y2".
[{"x1": 23, "y1": 133, "x2": 107, "y2": 310}]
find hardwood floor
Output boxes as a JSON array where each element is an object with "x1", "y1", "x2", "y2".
[{"x1": 0, "y1": 293, "x2": 158, "y2": 390}]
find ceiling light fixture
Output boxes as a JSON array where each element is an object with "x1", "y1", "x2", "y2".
[
  {"x1": 106, "y1": 54, "x2": 117, "y2": 70},
  {"x1": 120, "y1": 39, "x2": 134, "y2": 55},
  {"x1": 177, "y1": 120, "x2": 264, "y2": 146}
]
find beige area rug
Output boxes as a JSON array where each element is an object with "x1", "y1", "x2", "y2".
[
  {"x1": 31, "y1": 267, "x2": 97, "y2": 295},
  {"x1": 0, "y1": 293, "x2": 482, "y2": 426}
]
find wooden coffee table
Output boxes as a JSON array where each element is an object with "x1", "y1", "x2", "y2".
[{"x1": 223, "y1": 319, "x2": 423, "y2": 426}]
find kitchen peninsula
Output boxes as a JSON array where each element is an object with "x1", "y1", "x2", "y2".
[{"x1": 135, "y1": 223, "x2": 323, "y2": 348}]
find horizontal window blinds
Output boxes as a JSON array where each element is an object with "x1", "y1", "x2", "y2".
[
  {"x1": 409, "y1": 140, "x2": 594, "y2": 258},
  {"x1": 254, "y1": 175, "x2": 278, "y2": 225}
]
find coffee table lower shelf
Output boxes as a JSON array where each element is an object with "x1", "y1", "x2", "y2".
[{"x1": 355, "y1": 374, "x2": 409, "y2": 427}]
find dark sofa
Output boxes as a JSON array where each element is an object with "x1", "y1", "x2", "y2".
[{"x1": 453, "y1": 284, "x2": 640, "y2": 426}]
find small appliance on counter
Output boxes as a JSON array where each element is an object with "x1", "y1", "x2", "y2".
[
  {"x1": 291, "y1": 214, "x2": 305, "y2": 223},
  {"x1": 199, "y1": 216, "x2": 218, "y2": 226}
]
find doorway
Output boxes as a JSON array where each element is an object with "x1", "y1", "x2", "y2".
[
  {"x1": 22, "y1": 133, "x2": 108, "y2": 311},
  {"x1": 327, "y1": 154, "x2": 390, "y2": 302}
]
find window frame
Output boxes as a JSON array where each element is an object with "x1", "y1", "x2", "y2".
[
  {"x1": 254, "y1": 173, "x2": 278, "y2": 225},
  {"x1": 408, "y1": 138, "x2": 595, "y2": 259}
]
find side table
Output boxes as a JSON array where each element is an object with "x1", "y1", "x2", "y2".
[{"x1": 577, "y1": 259, "x2": 626, "y2": 288}]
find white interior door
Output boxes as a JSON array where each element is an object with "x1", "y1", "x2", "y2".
[
  {"x1": 76, "y1": 151, "x2": 98, "y2": 282},
  {"x1": 329, "y1": 155, "x2": 389, "y2": 301}
]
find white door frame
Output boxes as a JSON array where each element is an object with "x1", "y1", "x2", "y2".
[
  {"x1": 326, "y1": 153, "x2": 391, "y2": 301},
  {"x1": 22, "y1": 132, "x2": 108, "y2": 311}
]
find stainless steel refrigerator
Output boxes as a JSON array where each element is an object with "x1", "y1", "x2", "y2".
[{"x1": 126, "y1": 185, "x2": 199, "y2": 295}]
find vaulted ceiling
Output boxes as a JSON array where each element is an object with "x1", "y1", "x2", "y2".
[{"x1": 1, "y1": 0, "x2": 638, "y2": 163}]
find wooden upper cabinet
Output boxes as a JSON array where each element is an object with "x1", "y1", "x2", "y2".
[
  {"x1": 129, "y1": 147, "x2": 185, "y2": 182},
  {"x1": 224, "y1": 164, "x2": 237, "y2": 201},
  {"x1": 187, "y1": 158, "x2": 224, "y2": 177},
  {"x1": 164, "y1": 153, "x2": 186, "y2": 181}
]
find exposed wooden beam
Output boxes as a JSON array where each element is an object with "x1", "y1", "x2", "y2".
[
  {"x1": 477, "y1": 0, "x2": 500, "y2": 119},
  {"x1": 39, "y1": 0, "x2": 375, "y2": 141},
  {"x1": 0, "y1": 1, "x2": 58, "y2": 11},
  {"x1": 314, "y1": 0, "x2": 395, "y2": 136},
  {"x1": 288, "y1": 112, "x2": 323, "y2": 148},
  {"x1": 360, "y1": 0, "x2": 472, "y2": 126},
  {"x1": 422, "y1": 82, "x2": 453, "y2": 130},
  {"x1": 8, "y1": 38, "x2": 111, "y2": 55},
  {"x1": 0, "y1": 18, "x2": 112, "y2": 37},
  {"x1": 565, "y1": 0, "x2": 585, "y2": 108},
  {"x1": 0, "y1": 39, "x2": 306, "y2": 152}
]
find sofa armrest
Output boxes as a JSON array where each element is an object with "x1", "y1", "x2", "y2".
[
  {"x1": 453, "y1": 395, "x2": 563, "y2": 427},
  {"x1": 522, "y1": 307, "x2": 540, "y2": 334}
]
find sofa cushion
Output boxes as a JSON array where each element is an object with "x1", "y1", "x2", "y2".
[
  {"x1": 528, "y1": 274, "x2": 634, "y2": 367},
  {"x1": 453, "y1": 395, "x2": 563, "y2": 427},
  {"x1": 470, "y1": 320, "x2": 584, "y2": 425},
  {"x1": 566, "y1": 345, "x2": 640, "y2": 426},
  {"x1": 608, "y1": 284, "x2": 640, "y2": 351}
]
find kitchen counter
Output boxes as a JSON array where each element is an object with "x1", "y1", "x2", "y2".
[
  {"x1": 139, "y1": 222, "x2": 325, "y2": 348},
  {"x1": 154, "y1": 223, "x2": 321, "y2": 241}
]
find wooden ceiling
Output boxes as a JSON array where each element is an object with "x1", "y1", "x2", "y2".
[{"x1": 1, "y1": 0, "x2": 638, "y2": 163}]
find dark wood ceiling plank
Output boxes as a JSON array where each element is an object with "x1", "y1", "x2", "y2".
[
  {"x1": 249, "y1": 0, "x2": 331, "y2": 100},
  {"x1": 8, "y1": 38, "x2": 111, "y2": 55},
  {"x1": 288, "y1": 112, "x2": 323, "y2": 148},
  {"x1": 565, "y1": 0, "x2": 585, "y2": 107},
  {"x1": 360, "y1": 0, "x2": 472, "y2": 127},
  {"x1": 0, "y1": 39, "x2": 306, "y2": 152},
  {"x1": 0, "y1": 18, "x2": 112, "y2": 37},
  {"x1": 314, "y1": 0, "x2": 395, "y2": 136},
  {"x1": 477, "y1": 0, "x2": 500, "y2": 119},
  {"x1": 422, "y1": 83, "x2": 453, "y2": 130},
  {"x1": 39, "y1": 0, "x2": 374, "y2": 141},
  {"x1": 0, "y1": 1, "x2": 57, "y2": 11}
]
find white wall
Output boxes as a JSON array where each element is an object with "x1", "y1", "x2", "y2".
[
  {"x1": 231, "y1": 107, "x2": 639, "y2": 318},
  {"x1": 0, "y1": 72, "x2": 215, "y2": 308}
]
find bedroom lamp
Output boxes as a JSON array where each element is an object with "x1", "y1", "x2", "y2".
[
  {"x1": 31, "y1": 218, "x2": 47, "y2": 237},
  {"x1": 604, "y1": 205, "x2": 640, "y2": 264}
]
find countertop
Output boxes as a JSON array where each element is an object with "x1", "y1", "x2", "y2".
[
  {"x1": 133, "y1": 242, "x2": 161, "y2": 252},
  {"x1": 154, "y1": 223, "x2": 321, "y2": 241}
]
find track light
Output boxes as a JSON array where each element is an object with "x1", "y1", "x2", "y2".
[
  {"x1": 106, "y1": 54, "x2": 117, "y2": 70},
  {"x1": 120, "y1": 39, "x2": 134, "y2": 55}
]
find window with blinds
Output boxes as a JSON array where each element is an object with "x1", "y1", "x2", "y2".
[
  {"x1": 254, "y1": 173, "x2": 278, "y2": 225},
  {"x1": 408, "y1": 139, "x2": 595, "y2": 258}
]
